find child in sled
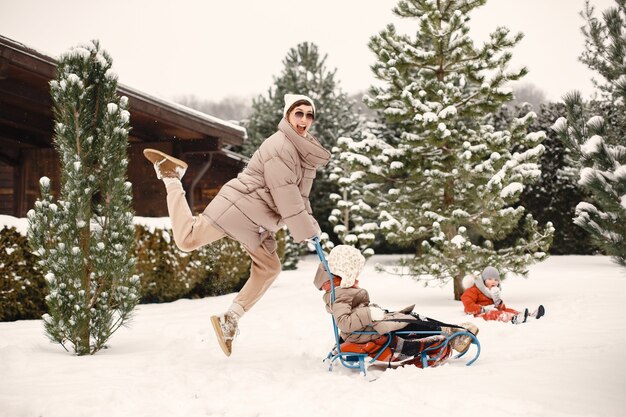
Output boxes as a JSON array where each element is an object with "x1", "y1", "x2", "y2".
[
  {"x1": 461, "y1": 266, "x2": 545, "y2": 324},
  {"x1": 314, "y1": 245, "x2": 479, "y2": 368}
]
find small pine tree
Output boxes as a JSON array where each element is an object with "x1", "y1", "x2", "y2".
[
  {"x1": 366, "y1": 0, "x2": 554, "y2": 299},
  {"x1": 27, "y1": 41, "x2": 140, "y2": 354}
]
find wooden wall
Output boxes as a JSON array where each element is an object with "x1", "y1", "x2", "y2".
[
  {"x1": 0, "y1": 162, "x2": 15, "y2": 215},
  {"x1": 2, "y1": 143, "x2": 243, "y2": 218},
  {"x1": 21, "y1": 148, "x2": 61, "y2": 216}
]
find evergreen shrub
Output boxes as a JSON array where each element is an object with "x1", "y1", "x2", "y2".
[
  {"x1": 1, "y1": 223, "x2": 302, "y2": 320},
  {"x1": 134, "y1": 225, "x2": 213, "y2": 303},
  {"x1": 0, "y1": 227, "x2": 47, "y2": 321}
]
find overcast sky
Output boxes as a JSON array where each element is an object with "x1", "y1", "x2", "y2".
[{"x1": 0, "y1": 0, "x2": 617, "y2": 104}]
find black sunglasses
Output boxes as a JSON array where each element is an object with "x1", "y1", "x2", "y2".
[{"x1": 293, "y1": 110, "x2": 315, "y2": 122}]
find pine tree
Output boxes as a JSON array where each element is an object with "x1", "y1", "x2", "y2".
[
  {"x1": 243, "y1": 42, "x2": 357, "y2": 155},
  {"x1": 553, "y1": 95, "x2": 626, "y2": 264},
  {"x1": 366, "y1": 0, "x2": 554, "y2": 299},
  {"x1": 551, "y1": 0, "x2": 626, "y2": 265},
  {"x1": 327, "y1": 121, "x2": 392, "y2": 256},
  {"x1": 243, "y1": 42, "x2": 359, "y2": 242},
  {"x1": 493, "y1": 103, "x2": 595, "y2": 255},
  {"x1": 27, "y1": 41, "x2": 140, "y2": 354},
  {"x1": 580, "y1": 0, "x2": 626, "y2": 146}
]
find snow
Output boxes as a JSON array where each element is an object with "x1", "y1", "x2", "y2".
[
  {"x1": 0, "y1": 215, "x2": 28, "y2": 235},
  {"x1": 500, "y1": 182, "x2": 524, "y2": 198},
  {"x1": 450, "y1": 235, "x2": 466, "y2": 247},
  {"x1": 614, "y1": 165, "x2": 626, "y2": 180},
  {"x1": 438, "y1": 105, "x2": 457, "y2": 118},
  {"x1": 579, "y1": 167, "x2": 596, "y2": 186},
  {"x1": 581, "y1": 135, "x2": 603, "y2": 156},
  {"x1": 586, "y1": 115, "x2": 604, "y2": 129},
  {"x1": 0, "y1": 256, "x2": 623, "y2": 416},
  {"x1": 0, "y1": 215, "x2": 174, "y2": 236},
  {"x1": 115, "y1": 83, "x2": 247, "y2": 138},
  {"x1": 551, "y1": 117, "x2": 567, "y2": 133}
]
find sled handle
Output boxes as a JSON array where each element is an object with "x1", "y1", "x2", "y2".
[
  {"x1": 313, "y1": 237, "x2": 343, "y2": 349},
  {"x1": 312, "y1": 237, "x2": 337, "y2": 303}
]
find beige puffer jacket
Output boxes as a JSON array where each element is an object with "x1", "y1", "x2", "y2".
[
  {"x1": 322, "y1": 286, "x2": 417, "y2": 344},
  {"x1": 204, "y1": 118, "x2": 330, "y2": 252}
]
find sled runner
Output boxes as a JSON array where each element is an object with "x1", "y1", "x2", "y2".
[{"x1": 313, "y1": 237, "x2": 481, "y2": 376}]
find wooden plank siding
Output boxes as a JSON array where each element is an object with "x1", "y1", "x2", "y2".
[{"x1": 0, "y1": 162, "x2": 14, "y2": 214}]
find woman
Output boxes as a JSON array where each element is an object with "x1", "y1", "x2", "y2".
[{"x1": 143, "y1": 94, "x2": 330, "y2": 357}]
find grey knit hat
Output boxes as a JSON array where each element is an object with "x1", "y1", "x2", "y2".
[{"x1": 481, "y1": 266, "x2": 501, "y2": 282}]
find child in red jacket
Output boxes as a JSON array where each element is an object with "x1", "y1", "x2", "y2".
[{"x1": 461, "y1": 266, "x2": 545, "y2": 324}]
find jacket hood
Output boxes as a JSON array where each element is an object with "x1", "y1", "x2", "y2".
[
  {"x1": 278, "y1": 118, "x2": 331, "y2": 169},
  {"x1": 473, "y1": 275, "x2": 494, "y2": 301}
]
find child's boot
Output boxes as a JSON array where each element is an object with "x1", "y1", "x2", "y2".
[
  {"x1": 511, "y1": 308, "x2": 529, "y2": 324},
  {"x1": 530, "y1": 305, "x2": 545, "y2": 319},
  {"x1": 210, "y1": 310, "x2": 240, "y2": 357},
  {"x1": 143, "y1": 148, "x2": 188, "y2": 180}
]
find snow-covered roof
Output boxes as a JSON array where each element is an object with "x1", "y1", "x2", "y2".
[{"x1": 0, "y1": 34, "x2": 247, "y2": 146}]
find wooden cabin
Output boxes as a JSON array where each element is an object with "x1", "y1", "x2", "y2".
[{"x1": 0, "y1": 35, "x2": 248, "y2": 218}]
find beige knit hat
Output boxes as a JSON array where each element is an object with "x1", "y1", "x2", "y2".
[
  {"x1": 283, "y1": 93, "x2": 316, "y2": 118},
  {"x1": 326, "y1": 245, "x2": 365, "y2": 288}
]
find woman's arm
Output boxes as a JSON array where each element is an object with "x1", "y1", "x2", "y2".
[{"x1": 264, "y1": 156, "x2": 318, "y2": 241}]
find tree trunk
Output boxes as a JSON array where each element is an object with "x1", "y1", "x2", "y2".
[
  {"x1": 79, "y1": 222, "x2": 91, "y2": 355},
  {"x1": 453, "y1": 272, "x2": 464, "y2": 301}
]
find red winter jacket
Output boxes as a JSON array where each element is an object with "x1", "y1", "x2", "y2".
[{"x1": 461, "y1": 285, "x2": 507, "y2": 316}]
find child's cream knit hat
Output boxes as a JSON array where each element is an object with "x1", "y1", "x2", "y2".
[{"x1": 326, "y1": 245, "x2": 365, "y2": 288}]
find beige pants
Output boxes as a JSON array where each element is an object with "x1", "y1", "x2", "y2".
[{"x1": 166, "y1": 182, "x2": 281, "y2": 316}]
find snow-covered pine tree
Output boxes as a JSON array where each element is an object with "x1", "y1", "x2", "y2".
[
  {"x1": 243, "y1": 42, "x2": 359, "y2": 244},
  {"x1": 492, "y1": 103, "x2": 594, "y2": 255},
  {"x1": 553, "y1": 0, "x2": 626, "y2": 266},
  {"x1": 243, "y1": 42, "x2": 357, "y2": 155},
  {"x1": 27, "y1": 41, "x2": 140, "y2": 355},
  {"x1": 366, "y1": 0, "x2": 554, "y2": 299},
  {"x1": 327, "y1": 121, "x2": 392, "y2": 257},
  {"x1": 552, "y1": 0, "x2": 626, "y2": 265},
  {"x1": 580, "y1": 0, "x2": 626, "y2": 146},
  {"x1": 552, "y1": 95, "x2": 626, "y2": 265}
]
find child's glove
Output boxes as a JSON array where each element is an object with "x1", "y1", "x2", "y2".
[
  {"x1": 369, "y1": 306, "x2": 385, "y2": 321},
  {"x1": 481, "y1": 305, "x2": 496, "y2": 313},
  {"x1": 489, "y1": 286, "x2": 503, "y2": 306}
]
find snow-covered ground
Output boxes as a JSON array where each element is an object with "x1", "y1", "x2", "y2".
[{"x1": 1, "y1": 254, "x2": 624, "y2": 417}]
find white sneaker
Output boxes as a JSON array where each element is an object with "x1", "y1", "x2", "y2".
[{"x1": 210, "y1": 311, "x2": 239, "y2": 357}]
